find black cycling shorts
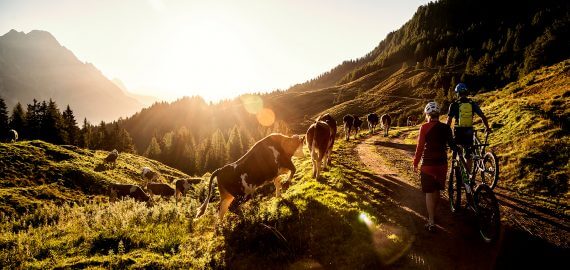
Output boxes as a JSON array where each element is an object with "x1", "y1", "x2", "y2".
[{"x1": 454, "y1": 127, "x2": 473, "y2": 146}]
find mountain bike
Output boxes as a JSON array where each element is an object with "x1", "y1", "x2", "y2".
[
  {"x1": 448, "y1": 144, "x2": 501, "y2": 243},
  {"x1": 472, "y1": 130, "x2": 499, "y2": 189}
]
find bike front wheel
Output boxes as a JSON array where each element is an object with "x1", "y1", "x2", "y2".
[
  {"x1": 474, "y1": 184, "x2": 501, "y2": 243},
  {"x1": 480, "y1": 152, "x2": 499, "y2": 189},
  {"x1": 448, "y1": 159, "x2": 462, "y2": 213}
]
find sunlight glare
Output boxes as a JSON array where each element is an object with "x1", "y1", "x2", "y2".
[
  {"x1": 240, "y1": 94, "x2": 263, "y2": 114},
  {"x1": 256, "y1": 108, "x2": 275, "y2": 127}
]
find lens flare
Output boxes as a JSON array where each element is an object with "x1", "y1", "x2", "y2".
[
  {"x1": 256, "y1": 108, "x2": 275, "y2": 127},
  {"x1": 240, "y1": 94, "x2": 263, "y2": 114}
]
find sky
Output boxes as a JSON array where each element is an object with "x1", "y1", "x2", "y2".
[{"x1": 0, "y1": 0, "x2": 431, "y2": 101}]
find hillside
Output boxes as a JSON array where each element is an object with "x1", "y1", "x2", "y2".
[
  {"x1": 0, "y1": 140, "x2": 189, "y2": 215},
  {"x1": 0, "y1": 30, "x2": 144, "y2": 122},
  {"x1": 266, "y1": 0, "x2": 569, "y2": 131}
]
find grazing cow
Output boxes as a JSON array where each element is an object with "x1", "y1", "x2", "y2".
[
  {"x1": 196, "y1": 133, "x2": 305, "y2": 219},
  {"x1": 141, "y1": 167, "x2": 159, "y2": 182},
  {"x1": 174, "y1": 178, "x2": 202, "y2": 203},
  {"x1": 342, "y1": 114, "x2": 354, "y2": 141},
  {"x1": 9, "y1": 129, "x2": 18, "y2": 142},
  {"x1": 367, "y1": 113, "x2": 380, "y2": 134},
  {"x1": 407, "y1": 115, "x2": 418, "y2": 126},
  {"x1": 381, "y1": 114, "x2": 392, "y2": 137},
  {"x1": 316, "y1": 113, "x2": 337, "y2": 165},
  {"x1": 108, "y1": 183, "x2": 152, "y2": 204},
  {"x1": 146, "y1": 182, "x2": 175, "y2": 198},
  {"x1": 353, "y1": 117, "x2": 363, "y2": 137},
  {"x1": 104, "y1": 149, "x2": 119, "y2": 168},
  {"x1": 306, "y1": 121, "x2": 333, "y2": 179}
]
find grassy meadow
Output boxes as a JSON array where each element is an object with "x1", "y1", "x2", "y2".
[{"x1": 0, "y1": 139, "x2": 404, "y2": 269}]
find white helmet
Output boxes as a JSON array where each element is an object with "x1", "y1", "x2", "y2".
[{"x1": 424, "y1": 101, "x2": 440, "y2": 115}]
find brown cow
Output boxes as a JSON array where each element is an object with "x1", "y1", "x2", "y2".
[
  {"x1": 141, "y1": 167, "x2": 159, "y2": 182},
  {"x1": 381, "y1": 114, "x2": 392, "y2": 137},
  {"x1": 104, "y1": 149, "x2": 119, "y2": 168},
  {"x1": 316, "y1": 113, "x2": 337, "y2": 165},
  {"x1": 367, "y1": 113, "x2": 379, "y2": 134},
  {"x1": 196, "y1": 133, "x2": 304, "y2": 219},
  {"x1": 407, "y1": 115, "x2": 418, "y2": 126},
  {"x1": 174, "y1": 178, "x2": 202, "y2": 203},
  {"x1": 343, "y1": 114, "x2": 354, "y2": 141},
  {"x1": 108, "y1": 183, "x2": 152, "y2": 204},
  {"x1": 306, "y1": 121, "x2": 333, "y2": 179},
  {"x1": 146, "y1": 182, "x2": 175, "y2": 198},
  {"x1": 353, "y1": 116, "x2": 363, "y2": 137}
]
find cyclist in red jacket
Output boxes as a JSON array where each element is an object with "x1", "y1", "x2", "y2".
[{"x1": 413, "y1": 101, "x2": 456, "y2": 232}]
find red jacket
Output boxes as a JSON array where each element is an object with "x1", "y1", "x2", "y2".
[{"x1": 413, "y1": 120, "x2": 456, "y2": 167}]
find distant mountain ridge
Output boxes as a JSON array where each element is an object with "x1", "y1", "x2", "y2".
[{"x1": 0, "y1": 29, "x2": 144, "y2": 122}]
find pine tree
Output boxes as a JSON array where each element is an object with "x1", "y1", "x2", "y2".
[
  {"x1": 9, "y1": 103, "x2": 26, "y2": 139},
  {"x1": 62, "y1": 105, "x2": 79, "y2": 145},
  {"x1": 79, "y1": 118, "x2": 92, "y2": 148},
  {"x1": 25, "y1": 99, "x2": 41, "y2": 139},
  {"x1": 117, "y1": 128, "x2": 136, "y2": 153},
  {"x1": 0, "y1": 97, "x2": 8, "y2": 140},
  {"x1": 227, "y1": 125, "x2": 244, "y2": 162},
  {"x1": 41, "y1": 99, "x2": 65, "y2": 144},
  {"x1": 144, "y1": 136, "x2": 162, "y2": 160}
]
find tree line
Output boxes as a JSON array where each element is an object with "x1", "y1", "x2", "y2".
[{"x1": 0, "y1": 97, "x2": 136, "y2": 153}]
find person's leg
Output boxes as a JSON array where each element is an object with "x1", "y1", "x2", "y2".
[{"x1": 426, "y1": 190, "x2": 440, "y2": 225}]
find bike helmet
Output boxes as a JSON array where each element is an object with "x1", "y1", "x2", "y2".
[
  {"x1": 424, "y1": 101, "x2": 440, "y2": 115},
  {"x1": 454, "y1": 83, "x2": 468, "y2": 94}
]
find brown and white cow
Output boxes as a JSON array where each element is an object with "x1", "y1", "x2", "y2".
[
  {"x1": 306, "y1": 121, "x2": 333, "y2": 179},
  {"x1": 316, "y1": 113, "x2": 337, "y2": 165},
  {"x1": 407, "y1": 115, "x2": 418, "y2": 126},
  {"x1": 174, "y1": 178, "x2": 202, "y2": 203},
  {"x1": 381, "y1": 114, "x2": 392, "y2": 137},
  {"x1": 141, "y1": 167, "x2": 159, "y2": 182},
  {"x1": 108, "y1": 183, "x2": 152, "y2": 204},
  {"x1": 367, "y1": 113, "x2": 379, "y2": 134},
  {"x1": 343, "y1": 114, "x2": 354, "y2": 141},
  {"x1": 146, "y1": 182, "x2": 175, "y2": 198},
  {"x1": 196, "y1": 133, "x2": 305, "y2": 219}
]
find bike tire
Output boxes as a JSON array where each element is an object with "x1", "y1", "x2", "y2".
[
  {"x1": 448, "y1": 159, "x2": 462, "y2": 213},
  {"x1": 474, "y1": 184, "x2": 501, "y2": 243},
  {"x1": 482, "y1": 152, "x2": 499, "y2": 189}
]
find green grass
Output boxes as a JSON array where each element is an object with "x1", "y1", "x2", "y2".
[
  {"x1": 0, "y1": 140, "x2": 189, "y2": 216},
  {"x1": 0, "y1": 139, "x2": 398, "y2": 269}
]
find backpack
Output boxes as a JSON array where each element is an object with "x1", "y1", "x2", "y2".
[{"x1": 457, "y1": 101, "x2": 473, "y2": 127}]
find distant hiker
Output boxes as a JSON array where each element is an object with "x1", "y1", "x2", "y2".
[
  {"x1": 446, "y1": 83, "x2": 491, "y2": 172},
  {"x1": 413, "y1": 102, "x2": 456, "y2": 232},
  {"x1": 9, "y1": 129, "x2": 18, "y2": 142}
]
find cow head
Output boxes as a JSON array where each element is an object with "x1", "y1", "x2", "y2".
[{"x1": 283, "y1": 134, "x2": 305, "y2": 158}]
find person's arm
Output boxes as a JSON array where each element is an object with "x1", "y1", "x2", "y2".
[
  {"x1": 413, "y1": 125, "x2": 426, "y2": 171},
  {"x1": 446, "y1": 125, "x2": 457, "y2": 153},
  {"x1": 473, "y1": 103, "x2": 491, "y2": 132}
]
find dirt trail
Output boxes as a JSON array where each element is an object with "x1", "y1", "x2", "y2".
[{"x1": 346, "y1": 129, "x2": 568, "y2": 269}]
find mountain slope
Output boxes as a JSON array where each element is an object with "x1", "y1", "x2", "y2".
[
  {"x1": 0, "y1": 30, "x2": 144, "y2": 122},
  {"x1": 267, "y1": 0, "x2": 569, "y2": 131},
  {"x1": 0, "y1": 140, "x2": 189, "y2": 215}
]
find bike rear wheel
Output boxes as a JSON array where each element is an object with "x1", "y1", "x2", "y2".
[
  {"x1": 474, "y1": 184, "x2": 501, "y2": 243},
  {"x1": 479, "y1": 152, "x2": 499, "y2": 189},
  {"x1": 448, "y1": 159, "x2": 462, "y2": 213}
]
